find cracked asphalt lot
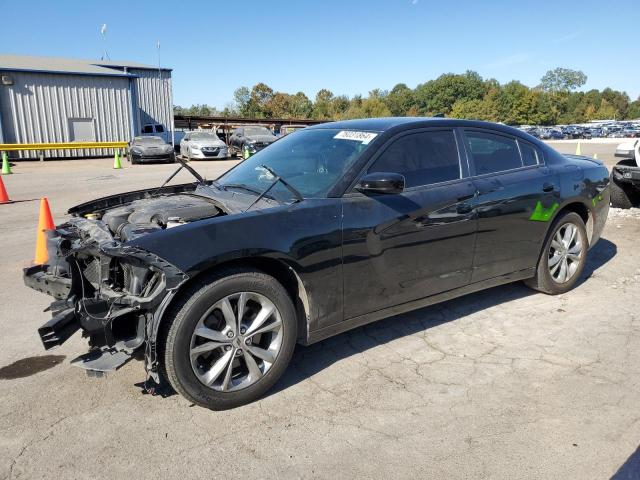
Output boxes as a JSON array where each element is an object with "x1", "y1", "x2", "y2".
[{"x1": 1, "y1": 157, "x2": 639, "y2": 479}]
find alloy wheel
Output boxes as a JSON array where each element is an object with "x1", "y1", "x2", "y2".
[
  {"x1": 548, "y1": 222, "x2": 583, "y2": 284},
  {"x1": 189, "y1": 292, "x2": 283, "y2": 392}
]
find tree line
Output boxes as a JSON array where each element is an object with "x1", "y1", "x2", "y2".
[{"x1": 173, "y1": 67, "x2": 640, "y2": 125}]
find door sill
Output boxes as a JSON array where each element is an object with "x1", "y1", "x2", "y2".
[{"x1": 306, "y1": 268, "x2": 534, "y2": 344}]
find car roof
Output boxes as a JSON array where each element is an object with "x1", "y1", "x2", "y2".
[{"x1": 307, "y1": 117, "x2": 527, "y2": 137}]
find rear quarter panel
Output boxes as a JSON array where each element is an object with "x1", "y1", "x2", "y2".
[{"x1": 549, "y1": 151, "x2": 610, "y2": 247}]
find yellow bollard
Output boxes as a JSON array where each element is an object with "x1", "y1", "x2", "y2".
[
  {"x1": 575, "y1": 142, "x2": 582, "y2": 156},
  {"x1": 593, "y1": 153, "x2": 598, "y2": 160}
]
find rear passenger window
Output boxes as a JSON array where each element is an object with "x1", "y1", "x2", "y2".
[
  {"x1": 519, "y1": 141, "x2": 539, "y2": 166},
  {"x1": 369, "y1": 130, "x2": 461, "y2": 188},
  {"x1": 465, "y1": 131, "x2": 521, "y2": 175}
]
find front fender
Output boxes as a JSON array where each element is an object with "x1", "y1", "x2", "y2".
[{"x1": 129, "y1": 199, "x2": 344, "y2": 347}]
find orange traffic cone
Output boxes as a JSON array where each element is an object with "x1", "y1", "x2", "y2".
[
  {"x1": 34, "y1": 197, "x2": 55, "y2": 265},
  {"x1": 0, "y1": 176, "x2": 10, "y2": 204}
]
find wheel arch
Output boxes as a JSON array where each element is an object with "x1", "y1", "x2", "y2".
[
  {"x1": 151, "y1": 256, "x2": 311, "y2": 346},
  {"x1": 545, "y1": 200, "x2": 593, "y2": 249}
]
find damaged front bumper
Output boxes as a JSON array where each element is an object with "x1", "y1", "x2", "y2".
[
  {"x1": 612, "y1": 164, "x2": 640, "y2": 187},
  {"x1": 23, "y1": 217, "x2": 188, "y2": 378}
]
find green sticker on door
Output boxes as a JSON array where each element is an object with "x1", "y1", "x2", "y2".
[{"x1": 529, "y1": 201, "x2": 559, "y2": 222}]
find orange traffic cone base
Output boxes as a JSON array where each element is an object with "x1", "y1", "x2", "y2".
[
  {"x1": 34, "y1": 197, "x2": 55, "y2": 265},
  {"x1": 0, "y1": 176, "x2": 11, "y2": 203}
]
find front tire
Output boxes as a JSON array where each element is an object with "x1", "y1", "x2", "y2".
[
  {"x1": 610, "y1": 160, "x2": 639, "y2": 209},
  {"x1": 160, "y1": 268, "x2": 297, "y2": 410},
  {"x1": 524, "y1": 211, "x2": 588, "y2": 295},
  {"x1": 610, "y1": 178, "x2": 638, "y2": 209}
]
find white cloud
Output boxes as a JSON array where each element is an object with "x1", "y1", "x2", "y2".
[{"x1": 411, "y1": 0, "x2": 419, "y2": 4}]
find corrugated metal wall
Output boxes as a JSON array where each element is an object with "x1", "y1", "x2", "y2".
[
  {"x1": 130, "y1": 68, "x2": 174, "y2": 142},
  {"x1": 0, "y1": 71, "x2": 132, "y2": 158}
]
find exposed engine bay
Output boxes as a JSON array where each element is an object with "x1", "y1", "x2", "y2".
[{"x1": 101, "y1": 193, "x2": 222, "y2": 241}]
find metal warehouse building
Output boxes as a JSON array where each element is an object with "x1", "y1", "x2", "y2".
[{"x1": 0, "y1": 54, "x2": 173, "y2": 158}]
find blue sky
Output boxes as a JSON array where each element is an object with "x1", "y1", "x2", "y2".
[{"x1": 3, "y1": 0, "x2": 639, "y2": 108}]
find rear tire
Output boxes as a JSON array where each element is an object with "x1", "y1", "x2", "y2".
[
  {"x1": 524, "y1": 211, "x2": 588, "y2": 295},
  {"x1": 159, "y1": 268, "x2": 297, "y2": 410}
]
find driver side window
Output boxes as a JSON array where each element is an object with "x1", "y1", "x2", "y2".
[{"x1": 369, "y1": 130, "x2": 461, "y2": 188}]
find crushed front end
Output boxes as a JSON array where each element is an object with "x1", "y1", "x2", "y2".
[{"x1": 24, "y1": 217, "x2": 188, "y2": 378}]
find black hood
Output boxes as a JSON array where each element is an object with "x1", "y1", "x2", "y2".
[{"x1": 68, "y1": 182, "x2": 282, "y2": 242}]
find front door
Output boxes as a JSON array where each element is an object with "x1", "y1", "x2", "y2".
[{"x1": 342, "y1": 128, "x2": 478, "y2": 319}]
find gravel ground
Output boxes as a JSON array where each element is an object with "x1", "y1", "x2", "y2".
[{"x1": 1, "y1": 153, "x2": 639, "y2": 480}]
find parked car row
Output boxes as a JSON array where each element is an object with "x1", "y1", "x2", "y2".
[
  {"x1": 520, "y1": 122, "x2": 640, "y2": 140},
  {"x1": 128, "y1": 125, "x2": 287, "y2": 164}
]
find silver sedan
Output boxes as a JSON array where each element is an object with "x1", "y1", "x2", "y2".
[{"x1": 180, "y1": 131, "x2": 228, "y2": 160}]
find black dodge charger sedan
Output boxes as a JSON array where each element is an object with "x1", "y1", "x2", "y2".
[{"x1": 24, "y1": 118, "x2": 609, "y2": 410}]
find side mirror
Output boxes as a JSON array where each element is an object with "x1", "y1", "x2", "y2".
[{"x1": 356, "y1": 172, "x2": 405, "y2": 195}]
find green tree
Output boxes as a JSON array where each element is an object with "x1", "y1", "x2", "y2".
[
  {"x1": 330, "y1": 95, "x2": 351, "y2": 117},
  {"x1": 313, "y1": 89, "x2": 335, "y2": 119},
  {"x1": 180, "y1": 67, "x2": 633, "y2": 126},
  {"x1": 539, "y1": 67, "x2": 587, "y2": 93},
  {"x1": 496, "y1": 81, "x2": 534, "y2": 124},
  {"x1": 450, "y1": 98, "x2": 497, "y2": 122},
  {"x1": 601, "y1": 88, "x2": 630, "y2": 119},
  {"x1": 627, "y1": 98, "x2": 640, "y2": 119},
  {"x1": 384, "y1": 83, "x2": 415, "y2": 116},
  {"x1": 233, "y1": 86, "x2": 251, "y2": 117},
  {"x1": 248, "y1": 83, "x2": 274, "y2": 118},
  {"x1": 290, "y1": 92, "x2": 313, "y2": 118},
  {"x1": 414, "y1": 71, "x2": 487, "y2": 116},
  {"x1": 595, "y1": 98, "x2": 617, "y2": 120}
]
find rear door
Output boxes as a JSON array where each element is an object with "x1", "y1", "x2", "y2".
[
  {"x1": 461, "y1": 129, "x2": 557, "y2": 282},
  {"x1": 342, "y1": 128, "x2": 477, "y2": 319}
]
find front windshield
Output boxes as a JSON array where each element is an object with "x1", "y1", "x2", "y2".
[
  {"x1": 218, "y1": 128, "x2": 377, "y2": 199},
  {"x1": 136, "y1": 137, "x2": 165, "y2": 145},
  {"x1": 191, "y1": 132, "x2": 219, "y2": 140},
  {"x1": 244, "y1": 127, "x2": 273, "y2": 137}
]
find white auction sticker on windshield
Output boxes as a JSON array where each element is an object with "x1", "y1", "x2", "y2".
[{"x1": 334, "y1": 130, "x2": 378, "y2": 144}]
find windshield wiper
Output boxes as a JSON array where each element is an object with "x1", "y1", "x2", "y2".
[
  {"x1": 258, "y1": 165, "x2": 303, "y2": 202},
  {"x1": 242, "y1": 165, "x2": 303, "y2": 212},
  {"x1": 223, "y1": 183, "x2": 263, "y2": 196}
]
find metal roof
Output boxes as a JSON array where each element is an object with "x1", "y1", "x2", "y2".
[
  {"x1": 0, "y1": 54, "x2": 171, "y2": 77},
  {"x1": 94, "y1": 59, "x2": 172, "y2": 71}
]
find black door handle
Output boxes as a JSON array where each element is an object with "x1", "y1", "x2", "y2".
[{"x1": 542, "y1": 183, "x2": 555, "y2": 192}]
